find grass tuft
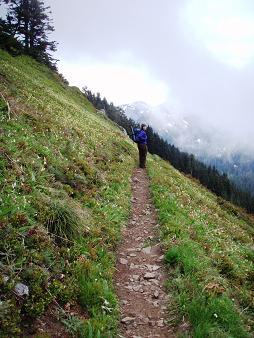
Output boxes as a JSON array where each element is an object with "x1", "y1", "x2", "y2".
[{"x1": 44, "y1": 199, "x2": 82, "y2": 241}]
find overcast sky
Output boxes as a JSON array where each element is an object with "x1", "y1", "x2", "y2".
[{"x1": 44, "y1": 0, "x2": 254, "y2": 146}]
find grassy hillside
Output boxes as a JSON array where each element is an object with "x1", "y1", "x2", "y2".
[
  {"x1": 0, "y1": 49, "x2": 136, "y2": 337},
  {"x1": 0, "y1": 50, "x2": 253, "y2": 338},
  {"x1": 148, "y1": 156, "x2": 254, "y2": 337}
]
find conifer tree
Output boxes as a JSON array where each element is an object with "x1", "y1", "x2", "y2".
[{"x1": 1, "y1": 0, "x2": 57, "y2": 68}]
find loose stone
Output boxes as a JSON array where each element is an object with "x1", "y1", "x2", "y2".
[
  {"x1": 153, "y1": 290, "x2": 159, "y2": 298},
  {"x1": 157, "y1": 319, "x2": 164, "y2": 327},
  {"x1": 120, "y1": 258, "x2": 128, "y2": 265},
  {"x1": 144, "y1": 272, "x2": 156, "y2": 279},
  {"x1": 121, "y1": 317, "x2": 136, "y2": 324},
  {"x1": 142, "y1": 246, "x2": 151, "y2": 254}
]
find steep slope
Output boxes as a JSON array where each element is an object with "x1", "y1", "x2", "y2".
[
  {"x1": 0, "y1": 50, "x2": 136, "y2": 337},
  {"x1": 148, "y1": 155, "x2": 254, "y2": 337},
  {"x1": 0, "y1": 50, "x2": 253, "y2": 338}
]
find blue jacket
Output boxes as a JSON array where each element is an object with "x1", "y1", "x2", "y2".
[{"x1": 137, "y1": 130, "x2": 147, "y2": 144}]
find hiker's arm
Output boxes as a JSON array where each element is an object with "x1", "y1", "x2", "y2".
[{"x1": 137, "y1": 130, "x2": 147, "y2": 143}]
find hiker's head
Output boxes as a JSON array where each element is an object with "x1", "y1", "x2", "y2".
[{"x1": 141, "y1": 123, "x2": 147, "y2": 131}]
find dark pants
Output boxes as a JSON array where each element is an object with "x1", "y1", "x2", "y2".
[{"x1": 137, "y1": 143, "x2": 147, "y2": 168}]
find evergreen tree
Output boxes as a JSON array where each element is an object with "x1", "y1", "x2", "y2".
[
  {"x1": 0, "y1": 4, "x2": 24, "y2": 54},
  {"x1": 1, "y1": 0, "x2": 57, "y2": 68}
]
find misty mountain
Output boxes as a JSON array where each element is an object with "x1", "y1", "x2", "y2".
[
  {"x1": 121, "y1": 101, "x2": 254, "y2": 196},
  {"x1": 121, "y1": 102, "x2": 216, "y2": 156}
]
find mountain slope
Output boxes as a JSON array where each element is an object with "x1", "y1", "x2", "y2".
[
  {"x1": 0, "y1": 50, "x2": 253, "y2": 337},
  {"x1": 0, "y1": 50, "x2": 136, "y2": 337},
  {"x1": 148, "y1": 155, "x2": 254, "y2": 337}
]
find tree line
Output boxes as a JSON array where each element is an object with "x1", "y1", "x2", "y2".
[
  {"x1": 83, "y1": 88, "x2": 254, "y2": 213},
  {"x1": 0, "y1": 0, "x2": 57, "y2": 69},
  {"x1": 202, "y1": 155, "x2": 254, "y2": 198}
]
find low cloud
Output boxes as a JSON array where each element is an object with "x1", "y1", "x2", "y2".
[{"x1": 45, "y1": 0, "x2": 254, "y2": 151}]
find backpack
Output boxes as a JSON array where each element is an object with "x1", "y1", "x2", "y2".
[{"x1": 131, "y1": 126, "x2": 141, "y2": 143}]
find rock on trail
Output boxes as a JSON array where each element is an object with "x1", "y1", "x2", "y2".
[{"x1": 115, "y1": 168, "x2": 174, "y2": 338}]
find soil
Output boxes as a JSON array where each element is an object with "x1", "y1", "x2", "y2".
[
  {"x1": 23, "y1": 302, "x2": 88, "y2": 338},
  {"x1": 22, "y1": 304, "x2": 69, "y2": 338},
  {"x1": 115, "y1": 168, "x2": 174, "y2": 338}
]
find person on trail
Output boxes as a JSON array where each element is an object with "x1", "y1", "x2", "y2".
[{"x1": 136, "y1": 123, "x2": 148, "y2": 168}]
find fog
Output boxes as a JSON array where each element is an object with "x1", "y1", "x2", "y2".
[{"x1": 43, "y1": 1, "x2": 254, "y2": 152}]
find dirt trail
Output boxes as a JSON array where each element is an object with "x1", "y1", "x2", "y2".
[{"x1": 115, "y1": 168, "x2": 174, "y2": 338}]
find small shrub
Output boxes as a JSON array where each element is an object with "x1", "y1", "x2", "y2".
[
  {"x1": 61, "y1": 314, "x2": 86, "y2": 337},
  {"x1": 23, "y1": 292, "x2": 52, "y2": 318},
  {"x1": 0, "y1": 300, "x2": 21, "y2": 337},
  {"x1": 49, "y1": 277, "x2": 78, "y2": 304}
]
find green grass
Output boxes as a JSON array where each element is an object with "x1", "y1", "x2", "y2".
[
  {"x1": 147, "y1": 155, "x2": 254, "y2": 338},
  {"x1": 1, "y1": 48, "x2": 254, "y2": 338},
  {"x1": 0, "y1": 49, "x2": 136, "y2": 337}
]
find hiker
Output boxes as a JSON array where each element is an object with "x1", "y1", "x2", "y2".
[{"x1": 136, "y1": 123, "x2": 148, "y2": 168}]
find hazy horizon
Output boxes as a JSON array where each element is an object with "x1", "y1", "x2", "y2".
[{"x1": 37, "y1": 1, "x2": 254, "y2": 150}]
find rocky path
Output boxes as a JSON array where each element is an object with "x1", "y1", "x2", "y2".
[{"x1": 115, "y1": 168, "x2": 174, "y2": 338}]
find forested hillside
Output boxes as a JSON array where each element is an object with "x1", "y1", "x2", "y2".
[{"x1": 201, "y1": 155, "x2": 254, "y2": 197}]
